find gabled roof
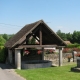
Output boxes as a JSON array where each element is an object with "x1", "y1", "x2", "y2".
[{"x1": 5, "y1": 20, "x2": 66, "y2": 48}]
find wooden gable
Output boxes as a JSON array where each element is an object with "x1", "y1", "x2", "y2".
[{"x1": 5, "y1": 20, "x2": 66, "y2": 49}]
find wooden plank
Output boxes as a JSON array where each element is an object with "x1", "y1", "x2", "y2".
[{"x1": 18, "y1": 45, "x2": 57, "y2": 49}]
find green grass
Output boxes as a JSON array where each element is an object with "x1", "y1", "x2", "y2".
[{"x1": 15, "y1": 63, "x2": 80, "y2": 80}]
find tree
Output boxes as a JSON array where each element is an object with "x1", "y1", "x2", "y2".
[
  {"x1": 56, "y1": 30, "x2": 62, "y2": 37},
  {"x1": 56, "y1": 30, "x2": 67, "y2": 41},
  {"x1": 72, "y1": 31, "x2": 80, "y2": 44},
  {"x1": 66, "y1": 33, "x2": 72, "y2": 42},
  {"x1": 8, "y1": 34, "x2": 14, "y2": 40},
  {"x1": 0, "y1": 36, "x2": 6, "y2": 46},
  {"x1": 27, "y1": 37, "x2": 35, "y2": 44},
  {"x1": 61, "y1": 33, "x2": 67, "y2": 41},
  {"x1": 31, "y1": 37, "x2": 35, "y2": 44},
  {"x1": 2, "y1": 34, "x2": 9, "y2": 41}
]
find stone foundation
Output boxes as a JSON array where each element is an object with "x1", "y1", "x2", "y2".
[{"x1": 21, "y1": 60, "x2": 52, "y2": 69}]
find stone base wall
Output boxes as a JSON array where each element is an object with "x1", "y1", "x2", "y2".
[
  {"x1": 21, "y1": 60, "x2": 52, "y2": 69},
  {"x1": 44, "y1": 53, "x2": 77, "y2": 65}
]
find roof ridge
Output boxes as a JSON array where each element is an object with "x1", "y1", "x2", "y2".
[{"x1": 23, "y1": 19, "x2": 43, "y2": 27}]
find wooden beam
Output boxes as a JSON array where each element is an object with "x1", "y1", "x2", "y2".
[
  {"x1": 32, "y1": 34, "x2": 40, "y2": 42},
  {"x1": 18, "y1": 45, "x2": 57, "y2": 49},
  {"x1": 19, "y1": 33, "x2": 32, "y2": 45},
  {"x1": 40, "y1": 26, "x2": 42, "y2": 45}
]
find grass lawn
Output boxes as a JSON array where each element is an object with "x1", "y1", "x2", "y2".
[{"x1": 15, "y1": 63, "x2": 80, "y2": 80}]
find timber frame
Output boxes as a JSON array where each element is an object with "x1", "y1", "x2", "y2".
[{"x1": 5, "y1": 20, "x2": 67, "y2": 69}]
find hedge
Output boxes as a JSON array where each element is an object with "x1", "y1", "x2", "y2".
[{"x1": 66, "y1": 43, "x2": 80, "y2": 48}]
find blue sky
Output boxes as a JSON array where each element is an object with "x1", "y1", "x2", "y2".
[{"x1": 0, "y1": 0, "x2": 80, "y2": 34}]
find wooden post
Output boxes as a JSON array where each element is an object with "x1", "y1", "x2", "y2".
[
  {"x1": 15, "y1": 49, "x2": 21, "y2": 69},
  {"x1": 42, "y1": 47, "x2": 44, "y2": 60},
  {"x1": 8, "y1": 49, "x2": 12, "y2": 64},
  {"x1": 40, "y1": 26, "x2": 42, "y2": 45},
  {"x1": 59, "y1": 47, "x2": 63, "y2": 66}
]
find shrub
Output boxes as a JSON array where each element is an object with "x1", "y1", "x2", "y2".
[
  {"x1": 75, "y1": 53, "x2": 80, "y2": 57},
  {"x1": 77, "y1": 46, "x2": 80, "y2": 49},
  {"x1": 0, "y1": 46, "x2": 6, "y2": 63},
  {"x1": 66, "y1": 43, "x2": 80, "y2": 48},
  {"x1": 73, "y1": 48, "x2": 80, "y2": 52},
  {"x1": 63, "y1": 48, "x2": 72, "y2": 53},
  {"x1": 0, "y1": 36, "x2": 6, "y2": 46},
  {"x1": 45, "y1": 49, "x2": 55, "y2": 54}
]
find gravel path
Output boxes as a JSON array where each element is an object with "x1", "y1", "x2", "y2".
[{"x1": 0, "y1": 64, "x2": 26, "y2": 80}]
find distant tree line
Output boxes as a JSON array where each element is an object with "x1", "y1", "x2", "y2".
[
  {"x1": 56, "y1": 30, "x2": 80, "y2": 44},
  {"x1": 0, "y1": 34, "x2": 14, "y2": 46}
]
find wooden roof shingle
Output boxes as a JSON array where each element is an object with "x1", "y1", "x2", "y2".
[{"x1": 5, "y1": 20, "x2": 42, "y2": 48}]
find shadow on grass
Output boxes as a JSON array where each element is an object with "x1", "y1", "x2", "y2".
[
  {"x1": 69, "y1": 66, "x2": 80, "y2": 73},
  {"x1": 69, "y1": 70, "x2": 80, "y2": 73}
]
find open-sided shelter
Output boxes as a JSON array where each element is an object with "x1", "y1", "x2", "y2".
[{"x1": 5, "y1": 20, "x2": 66, "y2": 69}]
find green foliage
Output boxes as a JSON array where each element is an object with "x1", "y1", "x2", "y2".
[
  {"x1": 77, "y1": 46, "x2": 80, "y2": 49},
  {"x1": 56, "y1": 30, "x2": 67, "y2": 40},
  {"x1": 28, "y1": 39, "x2": 31, "y2": 44},
  {"x1": 0, "y1": 46, "x2": 6, "y2": 63},
  {"x1": 72, "y1": 31, "x2": 80, "y2": 43},
  {"x1": 28, "y1": 37, "x2": 35, "y2": 44},
  {"x1": 8, "y1": 34, "x2": 14, "y2": 40},
  {"x1": 2, "y1": 34, "x2": 9, "y2": 41},
  {"x1": 0, "y1": 35, "x2": 6, "y2": 46},
  {"x1": 31, "y1": 37, "x2": 35, "y2": 44},
  {"x1": 0, "y1": 34, "x2": 14, "y2": 41},
  {"x1": 66, "y1": 33, "x2": 72, "y2": 42},
  {"x1": 56, "y1": 30, "x2": 80, "y2": 44},
  {"x1": 66, "y1": 43, "x2": 80, "y2": 48}
]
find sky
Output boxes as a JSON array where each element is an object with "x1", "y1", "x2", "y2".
[{"x1": 0, "y1": 0, "x2": 80, "y2": 34}]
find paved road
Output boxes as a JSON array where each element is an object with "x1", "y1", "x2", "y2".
[{"x1": 0, "y1": 64, "x2": 26, "y2": 80}]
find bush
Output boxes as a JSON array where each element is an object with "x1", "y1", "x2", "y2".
[
  {"x1": 66, "y1": 43, "x2": 80, "y2": 48},
  {"x1": 77, "y1": 46, "x2": 80, "y2": 49},
  {"x1": 0, "y1": 36, "x2": 6, "y2": 46},
  {"x1": 63, "y1": 47, "x2": 80, "y2": 53},
  {"x1": 63, "y1": 48, "x2": 72, "y2": 53},
  {"x1": 0, "y1": 46, "x2": 6, "y2": 63}
]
